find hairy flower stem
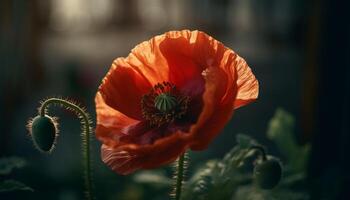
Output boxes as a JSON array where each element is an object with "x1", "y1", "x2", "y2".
[
  {"x1": 174, "y1": 153, "x2": 186, "y2": 200},
  {"x1": 40, "y1": 98, "x2": 94, "y2": 200}
]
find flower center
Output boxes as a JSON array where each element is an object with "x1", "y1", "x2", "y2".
[
  {"x1": 154, "y1": 93, "x2": 178, "y2": 112},
  {"x1": 141, "y1": 82, "x2": 190, "y2": 127}
]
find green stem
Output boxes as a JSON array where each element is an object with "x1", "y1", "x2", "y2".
[
  {"x1": 174, "y1": 153, "x2": 186, "y2": 200},
  {"x1": 40, "y1": 98, "x2": 94, "y2": 200},
  {"x1": 250, "y1": 145, "x2": 267, "y2": 161}
]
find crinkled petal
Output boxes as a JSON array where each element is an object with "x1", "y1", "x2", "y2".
[
  {"x1": 159, "y1": 30, "x2": 258, "y2": 108},
  {"x1": 188, "y1": 40, "x2": 258, "y2": 149},
  {"x1": 101, "y1": 132, "x2": 189, "y2": 175},
  {"x1": 99, "y1": 61, "x2": 152, "y2": 120},
  {"x1": 158, "y1": 32, "x2": 205, "y2": 97},
  {"x1": 125, "y1": 36, "x2": 170, "y2": 85},
  {"x1": 95, "y1": 92, "x2": 140, "y2": 147},
  {"x1": 125, "y1": 31, "x2": 206, "y2": 99},
  {"x1": 232, "y1": 56, "x2": 259, "y2": 109},
  {"x1": 188, "y1": 66, "x2": 235, "y2": 150}
]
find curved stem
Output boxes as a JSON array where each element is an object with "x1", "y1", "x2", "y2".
[
  {"x1": 40, "y1": 98, "x2": 94, "y2": 200},
  {"x1": 174, "y1": 153, "x2": 186, "y2": 200},
  {"x1": 250, "y1": 145, "x2": 267, "y2": 161}
]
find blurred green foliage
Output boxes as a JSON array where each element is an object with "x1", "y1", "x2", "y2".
[
  {"x1": 0, "y1": 180, "x2": 33, "y2": 193},
  {"x1": 267, "y1": 108, "x2": 310, "y2": 173},
  {"x1": 0, "y1": 157, "x2": 26, "y2": 175},
  {"x1": 0, "y1": 157, "x2": 33, "y2": 193},
  {"x1": 133, "y1": 108, "x2": 310, "y2": 200}
]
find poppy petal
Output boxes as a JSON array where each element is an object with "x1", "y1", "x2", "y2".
[
  {"x1": 101, "y1": 132, "x2": 189, "y2": 175},
  {"x1": 101, "y1": 146, "x2": 142, "y2": 175},
  {"x1": 159, "y1": 32, "x2": 205, "y2": 98},
  {"x1": 188, "y1": 66, "x2": 235, "y2": 150},
  {"x1": 124, "y1": 31, "x2": 206, "y2": 99},
  {"x1": 99, "y1": 61, "x2": 152, "y2": 120},
  {"x1": 232, "y1": 56, "x2": 259, "y2": 109},
  {"x1": 188, "y1": 50, "x2": 258, "y2": 150},
  {"x1": 119, "y1": 121, "x2": 161, "y2": 145},
  {"x1": 95, "y1": 92, "x2": 140, "y2": 147},
  {"x1": 125, "y1": 36, "x2": 170, "y2": 85}
]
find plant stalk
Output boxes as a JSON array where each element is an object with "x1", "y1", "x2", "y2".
[
  {"x1": 40, "y1": 98, "x2": 94, "y2": 200},
  {"x1": 174, "y1": 153, "x2": 186, "y2": 200}
]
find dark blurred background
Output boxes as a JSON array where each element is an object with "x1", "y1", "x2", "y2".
[{"x1": 0, "y1": 0, "x2": 349, "y2": 200}]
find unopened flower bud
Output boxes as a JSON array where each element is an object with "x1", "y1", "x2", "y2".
[
  {"x1": 28, "y1": 115, "x2": 58, "y2": 153},
  {"x1": 254, "y1": 157, "x2": 282, "y2": 189}
]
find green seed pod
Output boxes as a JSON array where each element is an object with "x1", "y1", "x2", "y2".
[
  {"x1": 154, "y1": 93, "x2": 178, "y2": 112},
  {"x1": 28, "y1": 115, "x2": 58, "y2": 153},
  {"x1": 254, "y1": 157, "x2": 282, "y2": 189}
]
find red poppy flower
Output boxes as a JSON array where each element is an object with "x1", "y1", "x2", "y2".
[{"x1": 95, "y1": 30, "x2": 258, "y2": 175}]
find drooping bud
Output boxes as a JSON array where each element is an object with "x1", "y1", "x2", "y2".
[
  {"x1": 254, "y1": 156, "x2": 282, "y2": 189},
  {"x1": 27, "y1": 115, "x2": 58, "y2": 153},
  {"x1": 154, "y1": 93, "x2": 178, "y2": 112}
]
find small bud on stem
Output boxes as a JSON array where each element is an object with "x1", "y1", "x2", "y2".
[
  {"x1": 27, "y1": 97, "x2": 95, "y2": 200},
  {"x1": 27, "y1": 115, "x2": 58, "y2": 153}
]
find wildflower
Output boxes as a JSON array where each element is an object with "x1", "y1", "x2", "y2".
[{"x1": 95, "y1": 30, "x2": 259, "y2": 174}]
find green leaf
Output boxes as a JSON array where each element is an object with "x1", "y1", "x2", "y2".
[
  {"x1": 181, "y1": 135, "x2": 258, "y2": 200},
  {"x1": 133, "y1": 170, "x2": 172, "y2": 187},
  {"x1": 236, "y1": 134, "x2": 256, "y2": 149},
  {"x1": 267, "y1": 108, "x2": 295, "y2": 156},
  {"x1": 0, "y1": 180, "x2": 33, "y2": 193},
  {"x1": 267, "y1": 108, "x2": 310, "y2": 172},
  {"x1": 183, "y1": 160, "x2": 217, "y2": 199},
  {"x1": 0, "y1": 157, "x2": 26, "y2": 175},
  {"x1": 181, "y1": 130, "x2": 309, "y2": 200}
]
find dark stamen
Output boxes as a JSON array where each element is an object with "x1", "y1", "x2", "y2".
[{"x1": 141, "y1": 82, "x2": 190, "y2": 127}]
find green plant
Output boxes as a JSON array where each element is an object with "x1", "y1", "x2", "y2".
[
  {"x1": 133, "y1": 108, "x2": 310, "y2": 200},
  {"x1": 0, "y1": 157, "x2": 33, "y2": 193}
]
